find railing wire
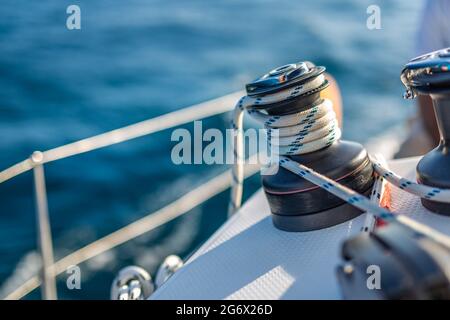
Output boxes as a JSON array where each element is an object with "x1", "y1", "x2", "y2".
[
  {"x1": 0, "y1": 91, "x2": 244, "y2": 184},
  {"x1": 0, "y1": 91, "x2": 255, "y2": 300}
]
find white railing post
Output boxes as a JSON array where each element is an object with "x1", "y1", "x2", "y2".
[{"x1": 31, "y1": 151, "x2": 57, "y2": 300}]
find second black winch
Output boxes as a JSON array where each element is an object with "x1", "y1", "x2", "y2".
[{"x1": 401, "y1": 48, "x2": 450, "y2": 215}]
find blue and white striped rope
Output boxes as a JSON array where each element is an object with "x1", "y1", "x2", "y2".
[
  {"x1": 279, "y1": 156, "x2": 450, "y2": 248},
  {"x1": 372, "y1": 161, "x2": 450, "y2": 203},
  {"x1": 362, "y1": 154, "x2": 388, "y2": 233}
]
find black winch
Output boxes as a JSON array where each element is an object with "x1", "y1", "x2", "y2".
[
  {"x1": 401, "y1": 47, "x2": 450, "y2": 215},
  {"x1": 245, "y1": 62, "x2": 374, "y2": 232}
]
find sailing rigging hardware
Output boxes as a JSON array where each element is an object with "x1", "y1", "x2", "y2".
[
  {"x1": 230, "y1": 62, "x2": 374, "y2": 231},
  {"x1": 401, "y1": 47, "x2": 450, "y2": 215},
  {"x1": 3, "y1": 54, "x2": 450, "y2": 299},
  {"x1": 230, "y1": 58, "x2": 450, "y2": 230}
]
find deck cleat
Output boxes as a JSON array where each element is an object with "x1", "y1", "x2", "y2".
[
  {"x1": 401, "y1": 47, "x2": 450, "y2": 215},
  {"x1": 337, "y1": 223, "x2": 450, "y2": 299},
  {"x1": 244, "y1": 61, "x2": 374, "y2": 232}
]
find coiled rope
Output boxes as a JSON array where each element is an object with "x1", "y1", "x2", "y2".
[
  {"x1": 229, "y1": 74, "x2": 450, "y2": 248},
  {"x1": 228, "y1": 74, "x2": 341, "y2": 215}
]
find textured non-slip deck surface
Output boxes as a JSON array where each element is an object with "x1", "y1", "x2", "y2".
[{"x1": 152, "y1": 157, "x2": 450, "y2": 300}]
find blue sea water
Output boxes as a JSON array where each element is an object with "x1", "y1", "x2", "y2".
[{"x1": 0, "y1": 0, "x2": 423, "y2": 299}]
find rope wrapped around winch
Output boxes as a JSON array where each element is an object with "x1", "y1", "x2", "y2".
[{"x1": 228, "y1": 66, "x2": 450, "y2": 248}]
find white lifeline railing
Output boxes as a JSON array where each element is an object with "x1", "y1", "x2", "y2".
[{"x1": 0, "y1": 90, "x2": 261, "y2": 300}]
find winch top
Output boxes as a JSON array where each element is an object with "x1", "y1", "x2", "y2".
[
  {"x1": 401, "y1": 47, "x2": 450, "y2": 98},
  {"x1": 246, "y1": 61, "x2": 326, "y2": 96}
]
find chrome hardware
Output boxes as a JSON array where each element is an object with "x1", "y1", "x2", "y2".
[
  {"x1": 155, "y1": 255, "x2": 184, "y2": 288},
  {"x1": 401, "y1": 47, "x2": 450, "y2": 99},
  {"x1": 111, "y1": 266, "x2": 154, "y2": 300}
]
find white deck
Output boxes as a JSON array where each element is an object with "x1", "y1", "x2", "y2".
[{"x1": 152, "y1": 157, "x2": 450, "y2": 300}]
